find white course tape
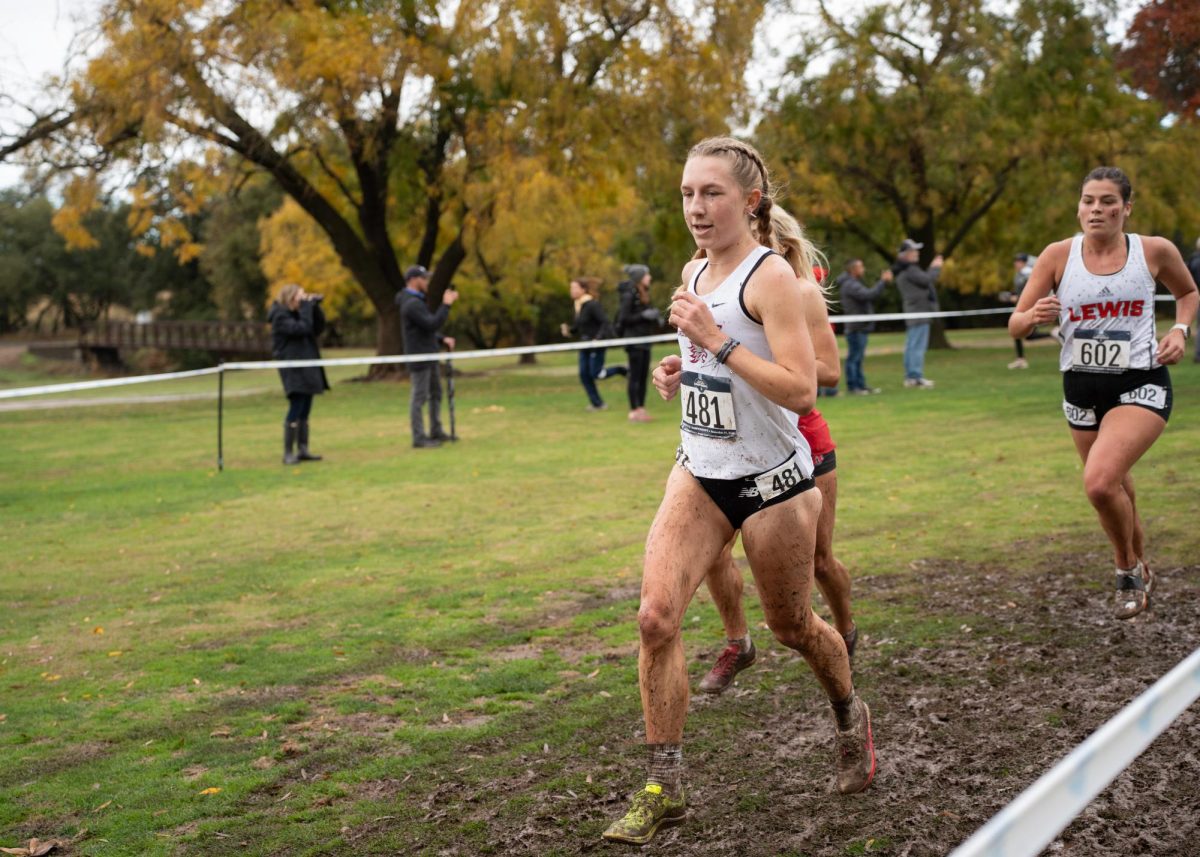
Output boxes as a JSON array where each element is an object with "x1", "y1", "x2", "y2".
[
  {"x1": 0, "y1": 366, "x2": 222, "y2": 401},
  {"x1": 0, "y1": 296, "x2": 1179, "y2": 399},
  {"x1": 950, "y1": 646, "x2": 1200, "y2": 857}
]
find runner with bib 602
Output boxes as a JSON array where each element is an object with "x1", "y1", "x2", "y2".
[{"x1": 1009, "y1": 166, "x2": 1198, "y2": 619}]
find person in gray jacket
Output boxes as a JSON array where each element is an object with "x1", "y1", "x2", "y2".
[
  {"x1": 893, "y1": 238, "x2": 943, "y2": 388},
  {"x1": 396, "y1": 265, "x2": 459, "y2": 448},
  {"x1": 836, "y1": 258, "x2": 892, "y2": 394}
]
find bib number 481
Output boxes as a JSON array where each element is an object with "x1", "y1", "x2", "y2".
[{"x1": 680, "y1": 371, "x2": 736, "y2": 439}]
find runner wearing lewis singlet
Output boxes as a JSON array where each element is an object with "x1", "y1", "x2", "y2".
[
  {"x1": 1010, "y1": 166, "x2": 1197, "y2": 620},
  {"x1": 602, "y1": 138, "x2": 873, "y2": 847}
]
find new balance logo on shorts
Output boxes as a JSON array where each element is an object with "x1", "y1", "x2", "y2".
[{"x1": 738, "y1": 486, "x2": 760, "y2": 498}]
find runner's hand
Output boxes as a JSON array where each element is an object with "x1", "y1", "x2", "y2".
[
  {"x1": 669, "y1": 292, "x2": 720, "y2": 351},
  {"x1": 1030, "y1": 295, "x2": 1061, "y2": 326},
  {"x1": 653, "y1": 355, "x2": 683, "y2": 401},
  {"x1": 1156, "y1": 328, "x2": 1186, "y2": 365}
]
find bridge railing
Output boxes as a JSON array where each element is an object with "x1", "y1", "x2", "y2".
[{"x1": 79, "y1": 320, "x2": 271, "y2": 353}]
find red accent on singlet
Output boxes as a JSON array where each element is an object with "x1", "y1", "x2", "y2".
[{"x1": 797, "y1": 408, "x2": 836, "y2": 456}]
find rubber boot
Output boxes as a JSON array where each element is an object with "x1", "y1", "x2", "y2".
[
  {"x1": 297, "y1": 421, "x2": 322, "y2": 461},
  {"x1": 283, "y1": 421, "x2": 300, "y2": 465}
]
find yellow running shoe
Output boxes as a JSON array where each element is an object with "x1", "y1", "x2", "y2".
[{"x1": 601, "y1": 783, "x2": 686, "y2": 845}]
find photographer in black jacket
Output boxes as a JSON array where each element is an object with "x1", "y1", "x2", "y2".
[
  {"x1": 396, "y1": 265, "x2": 459, "y2": 448},
  {"x1": 268, "y1": 283, "x2": 329, "y2": 465},
  {"x1": 615, "y1": 263, "x2": 661, "y2": 422}
]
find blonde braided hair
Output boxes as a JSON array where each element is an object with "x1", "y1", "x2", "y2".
[{"x1": 687, "y1": 136, "x2": 776, "y2": 249}]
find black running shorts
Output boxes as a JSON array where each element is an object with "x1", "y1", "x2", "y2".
[
  {"x1": 678, "y1": 448, "x2": 816, "y2": 530},
  {"x1": 1061, "y1": 365, "x2": 1172, "y2": 431},
  {"x1": 812, "y1": 448, "x2": 837, "y2": 479}
]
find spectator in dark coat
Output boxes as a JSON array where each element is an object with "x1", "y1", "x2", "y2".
[
  {"x1": 615, "y1": 263, "x2": 661, "y2": 422},
  {"x1": 560, "y1": 276, "x2": 625, "y2": 410},
  {"x1": 268, "y1": 283, "x2": 329, "y2": 464},
  {"x1": 836, "y1": 258, "x2": 892, "y2": 394},
  {"x1": 397, "y1": 264, "x2": 459, "y2": 448},
  {"x1": 893, "y1": 238, "x2": 944, "y2": 388}
]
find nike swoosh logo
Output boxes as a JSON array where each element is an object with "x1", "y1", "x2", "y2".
[{"x1": 711, "y1": 302, "x2": 726, "y2": 308}]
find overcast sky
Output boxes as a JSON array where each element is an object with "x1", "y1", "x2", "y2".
[{"x1": 0, "y1": 0, "x2": 1138, "y2": 191}]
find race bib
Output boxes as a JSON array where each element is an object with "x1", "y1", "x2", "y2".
[
  {"x1": 1119, "y1": 384, "x2": 1168, "y2": 410},
  {"x1": 681, "y1": 371, "x2": 736, "y2": 439},
  {"x1": 754, "y1": 456, "x2": 806, "y2": 502},
  {"x1": 1071, "y1": 329, "x2": 1130, "y2": 373},
  {"x1": 1062, "y1": 401, "x2": 1097, "y2": 427}
]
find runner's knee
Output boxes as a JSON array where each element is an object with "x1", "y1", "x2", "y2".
[
  {"x1": 637, "y1": 599, "x2": 681, "y2": 651},
  {"x1": 768, "y1": 610, "x2": 818, "y2": 653},
  {"x1": 1084, "y1": 470, "x2": 1122, "y2": 507}
]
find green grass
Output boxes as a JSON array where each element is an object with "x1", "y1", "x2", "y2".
[{"x1": 1, "y1": 326, "x2": 1199, "y2": 854}]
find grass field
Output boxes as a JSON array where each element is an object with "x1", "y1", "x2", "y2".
[{"x1": 2, "y1": 328, "x2": 1198, "y2": 856}]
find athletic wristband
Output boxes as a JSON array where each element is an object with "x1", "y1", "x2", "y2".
[
  {"x1": 715, "y1": 337, "x2": 741, "y2": 364},
  {"x1": 1170, "y1": 323, "x2": 1190, "y2": 341}
]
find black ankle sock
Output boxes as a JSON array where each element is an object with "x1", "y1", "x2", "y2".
[{"x1": 832, "y1": 691, "x2": 857, "y2": 730}]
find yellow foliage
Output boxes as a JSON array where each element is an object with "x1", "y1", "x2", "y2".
[
  {"x1": 51, "y1": 176, "x2": 102, "y2": 250},
  {"x1": 258, "y1": 198, "x2": 370, "y2": 323}
]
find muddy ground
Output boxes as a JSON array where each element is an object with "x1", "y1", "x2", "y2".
[{"x1": 461, "y1": 553, "x2": 1200, "y2": 856}]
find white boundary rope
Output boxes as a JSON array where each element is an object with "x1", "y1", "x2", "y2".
[
  {"x1": 0, "y1": 309, "x2": 1016, "y2": 400},
  {"x1": 950, "y1": 646, "x2": 1200, "y2": 857},
  {"x1": 0, "y1": 297, "x2": 1179, "y2": 401}
]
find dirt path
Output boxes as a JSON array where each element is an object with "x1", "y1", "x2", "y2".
[{"x1": 434, "y1": 555, "x2": 1200, "y2": 856}]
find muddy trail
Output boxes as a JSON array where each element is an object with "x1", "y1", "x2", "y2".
[{"x1": 433, "y1": 554, "x2": 1200, "y2": 856}]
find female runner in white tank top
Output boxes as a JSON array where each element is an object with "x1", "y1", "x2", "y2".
[
  {"x1": 1010, "y1": 166, "x2": 1197, "y2": 619},
  {"x1": 602, "y1": 138, "x2": 874, "y2": 847}
]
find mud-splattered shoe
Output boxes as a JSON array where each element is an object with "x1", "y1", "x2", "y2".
[
  {"x1": 835, "y1": 695, "x2": 876, "y2": 795},
  {"x1": 1114, "y1": 561, "x2": 1153, "y2": 620},
  {"x1": 697, "y1": 641, "x2": 757, "y2": 694},
  {"x1": 601, "y1": 784, "x2": 686, "y2": 845}
]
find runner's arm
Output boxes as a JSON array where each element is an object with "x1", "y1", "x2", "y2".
[
  {"x1": 1145, "y1": 236, "x2": 1199, "y2": 364},
  {"x1": 1009, "y1": 240, "x2": 1067, "y2": 339},
  {"x1": 801, "y1": 281, "x2": 840, "y2": 388}
]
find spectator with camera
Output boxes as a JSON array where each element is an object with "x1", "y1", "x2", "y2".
[
  {"x1": 836, "y1": 258, "x2": 891, "y2": 394},
  {"x1": 615, "y1": 263, "x2": 661, "y2": 422},
  {"x1": 268, "y1": 283, "x2": 329, "y2": 465},
  {"x1": 397, "y1": 264, "x2": 459, "y2": 448}
]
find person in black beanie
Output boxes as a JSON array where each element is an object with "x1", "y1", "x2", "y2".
[
  {"x1": 616, "y1": 263, "x2": 661, "y2": 422},
  {"x1": 267, "y1": 283, "x2": 329, "y2": 465}
]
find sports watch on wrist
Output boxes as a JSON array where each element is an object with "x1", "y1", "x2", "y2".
[{"x1": 1171, "y1": 323, "x2": 1190, "y2": 341}]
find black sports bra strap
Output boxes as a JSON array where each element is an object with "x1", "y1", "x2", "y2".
[{"x1": 738, "y1": 248, "x2": 776, "y2": 325}]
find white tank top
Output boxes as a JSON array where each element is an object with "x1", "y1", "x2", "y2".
[
  {"x1": 677, "y1": 245, "x2": 813, "y2": 480},
  {"x1": 1057, "y1": 233, "x2": 1158, "y2": 372}
]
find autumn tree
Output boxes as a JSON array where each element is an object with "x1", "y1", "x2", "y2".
[
  {"x1": 1, "y1": 0, "x2": 764, "y2": 364},
  {"x1": 755, "y1": 0, "x2": 1160, "y2": 307},
  {"x1": 1118, "y1": 0, "x2": 1200, "y2": 121}
]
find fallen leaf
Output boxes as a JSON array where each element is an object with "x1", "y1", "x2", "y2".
[
  {"x1": 279, "y1": 739, "x2": 304, "y2": 756},
  {"x1": 107, "y1": 652, "x2": 122, "y2": 658},
  {"x1": 586, "y1": 669, "x2": 600, "y2": 679},
  {"x1": 198, "y1": 787, "x2": 222, "y2": 796},
  {"x1": 209, "y1": 727, "x2": 232, "y2": 738},
  {"x1": 251, "y1": 756, "x2": 274, "y2": 770},
  {"x1": 191, "y1": 678, "x2": 201, "y2": 686},
  {"x1": 441, "y1": 712, "x2": 450, "y2": 723},
  {"x1": 93, "y1": 800, "x2": 112, "y2": 813},
  {"x1": 92, "y1": 627, "x2": 104, "y2": 635}
]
